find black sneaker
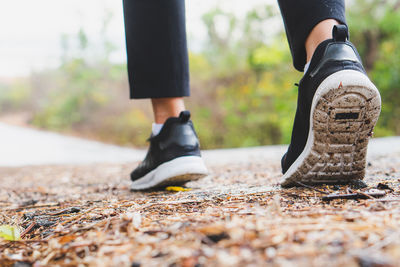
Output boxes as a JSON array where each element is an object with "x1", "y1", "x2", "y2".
[
  {"x1": 130, "y1": 111, "x2": 208, "y2": 190},
  {"x1": 281, "y1": 25, "x2": 381, "y2": 187}
]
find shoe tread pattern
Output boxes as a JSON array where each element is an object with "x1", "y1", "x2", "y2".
[{"x1": 282, "y1": 84, "x2": 381, "y2": 187}]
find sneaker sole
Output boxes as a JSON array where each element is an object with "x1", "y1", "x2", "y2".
[
  {"x1": 281, "y1": 70, "x2": 381, "y2": 187},
  {"x1": 131, "y1": 156, "x2": 208, "y2": 190}
]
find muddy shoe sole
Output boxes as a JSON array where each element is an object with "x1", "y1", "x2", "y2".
[{"x1": 281, "y1": 70, "x2": 381, "y2": 187}]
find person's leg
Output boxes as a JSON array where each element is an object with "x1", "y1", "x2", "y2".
[
  {"x1": 305, "y1": 19, "x2": 340, "y2": 63},
  {"x1": 123, "y1": 0, "x2": 190, "y2": 100},
  {"x1": 278, "y1": 0, "x2": 382, "y2": 187},
  {"x1": 152, "y1": 98, "x2": 186, "y2": 124},
  {"x1": 123, "y1": 0, "x2": 188, "y2": 124},
  {"x1": 123, "y1": 0, "x2": 208, "y2": 190},
  {"x1": 278, "y1": 0, "x2": 346, "y2": 71}
]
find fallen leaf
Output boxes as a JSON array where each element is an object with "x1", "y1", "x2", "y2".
[
  {"x1": 0, "y1": 225, "x2": 21, "y2": 241},
  {"x1": 165, "y1": 186, "x2": 192, "y2": 192}
]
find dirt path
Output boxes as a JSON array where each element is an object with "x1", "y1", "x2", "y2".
[
  {"x1": 0, "y1": 125, "x2": 400, "y2": 266},
  {"x1": 0, "y1": 122, "x2": 145, "y2": 166}
]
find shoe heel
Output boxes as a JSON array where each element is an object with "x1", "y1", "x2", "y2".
[{"x1": 281, "y1": 70, "x2": 381, "y2": 187}]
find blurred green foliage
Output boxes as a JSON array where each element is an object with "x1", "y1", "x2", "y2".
[
  {"x1": 348, "y1": 0, "x2": 400, "y2": 137},
  {"x1": 0, "y1": 0, "x2": 399, "y2": 149}
]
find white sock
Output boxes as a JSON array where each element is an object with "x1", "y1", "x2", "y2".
[
  {"x1": 304, "y1": 61, "x2": 311, "y2": 73},
  {"x1": 152, "y1": 123, "x2": 164, "y2": 136}
]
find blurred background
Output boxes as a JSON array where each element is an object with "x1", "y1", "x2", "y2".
[{"x1": 0, "y1": 0, "x2": 399, "y2": 149}]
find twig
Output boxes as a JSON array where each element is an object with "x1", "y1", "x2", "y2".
[
  {"x1": 368, "y1": 198, "x2": 400, "y2": 202},
  {"x1": 355, "y1": 191, "x2": 374, "y2": 199},
  {"x1": 20, "y1": 222, "x2": 37, "y2": 239},
  {"x1": 41, "y1": 251, "x2": 56, "y2": 265},
  {"x1": 60, "y1": 207, "x2": 96, "y2": 226},
  {"x1": 13, "y1": 239, "x2": 48, "y2": 243},
  {"x1": 47, "y1": 207, "x2": 81, "y2": 216},
  {"x1": 322, "y1": 191, "x2": 386, "y2": 201},
  {"x1": 103, "y1": 218, "x2": 112, "y2": 233},
  {"x1": 3, "y1": 203, "x2": 60, "y2": 212},
  {"x1": 294, "y1": 182, "x2": 329, "y2": 195}
]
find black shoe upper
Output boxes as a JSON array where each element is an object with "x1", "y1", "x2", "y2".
[
  {"x1": 131, "y1": 111, "x2": 201, "y2": 181},
  {"x1": 282, "y1": 25, "x2": 366, "y2": 174}
]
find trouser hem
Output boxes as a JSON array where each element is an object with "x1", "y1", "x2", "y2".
[{"x1": 129, "y1": 79, "x2": 190, "y2": 99}]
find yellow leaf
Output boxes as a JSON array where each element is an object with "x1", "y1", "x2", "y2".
[
  {"x1": 0, "y1": 225, "x2": 21, "y2": 241},
  {"x1": 165, "y1": 186, "x2": 192, "y2": 192}
]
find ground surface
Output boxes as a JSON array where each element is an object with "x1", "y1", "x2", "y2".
[{"x1": 1, "y1": 125, "x2": 400, "y2": 267}]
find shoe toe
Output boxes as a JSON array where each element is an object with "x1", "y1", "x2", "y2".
[{"x1": 130, "y1": 164, "x2": 145, "y2": 181}]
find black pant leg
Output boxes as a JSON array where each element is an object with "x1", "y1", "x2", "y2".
[
  {"x1": 277, "y1": 0, "x2": 346, "y2": 71},
  {"x1": 123, "y1": 0, "x2": 190, "y2": 99}
]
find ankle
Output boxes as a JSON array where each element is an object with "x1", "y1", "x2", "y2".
[
  {"x1": 151, "y1": 97, "x2": 186, "y2": 124},
  {"x1": 305, "y1": 19, "x2": 340, "y2": 62}
]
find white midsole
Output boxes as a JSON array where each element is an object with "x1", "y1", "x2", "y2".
[
  {"x1": 281, "y1": 70, "x2": 381, "y2": 184},
  {"x1": 131, "y1": 156, "x2": 208, "y2": 190}
]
